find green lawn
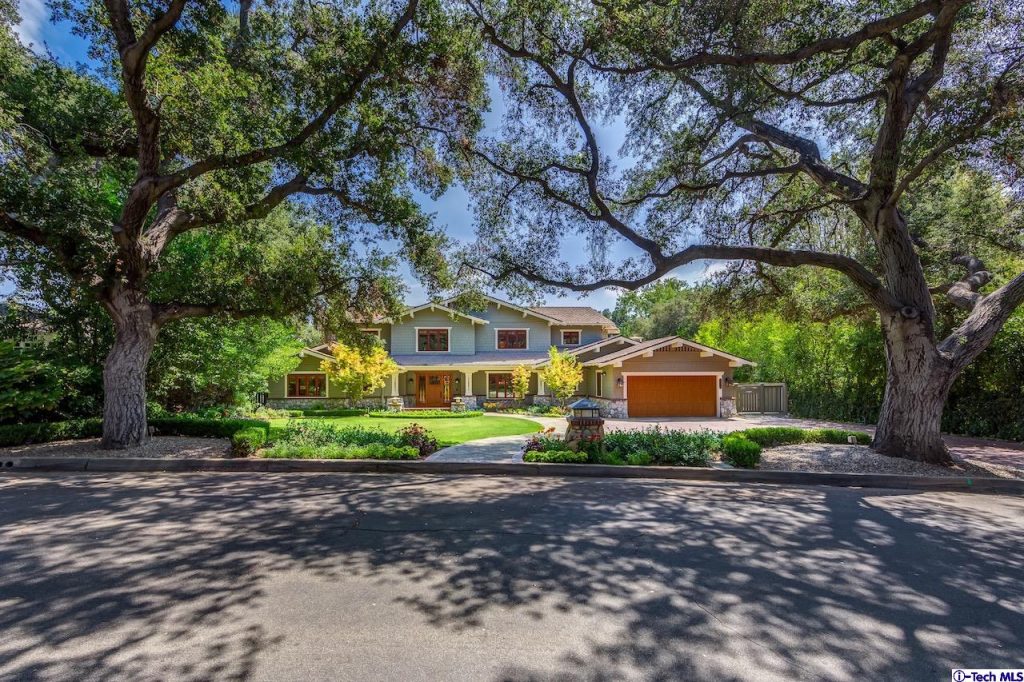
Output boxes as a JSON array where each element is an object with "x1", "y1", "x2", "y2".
[{"x1": 268, "y1": 414, "x2": 542, "y2": 446}]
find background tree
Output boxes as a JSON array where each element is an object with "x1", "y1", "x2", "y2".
[
  {"x1": 539, "y1": 348, "x2": 582, "y2": 407},
  {"x1": 0, "y1": 0, "x2": 484, "y2": 447},
  {"x1": 0, "y1": 340, "x2": 62, "y2": 423},
  {"x1": 511, "y1": 364, "x2": 531, "y2": 402},
  {"x1": 605, "y1": 280, "x2": 705, "y2": 339},
  {"x1": 321, "y1": 341, "x2": 398, "y2": 402},
  {"x1": 461, "y1": 0, "x2": 1024, "y2": 463}
]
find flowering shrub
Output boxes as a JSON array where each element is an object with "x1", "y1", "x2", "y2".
[{"x1": 398, "y1": 423, "x2": 439, "y2": 457}]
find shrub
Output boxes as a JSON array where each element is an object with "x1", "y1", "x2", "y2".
[
  {"x1": 149, "y1": 417, "x2": 271, "y2": 440},
  {"x1": 398, "y1": 423, "x2": 439, "y2": 457},
  {"x1": 523, "y1": 449, "x2": 589, "y2": 464},
  {"x1": 0, "y1": 418, "x2": 103, "y2": 447},
  {"x1": 625, "y1": 450, "x2": 653, "y2": 466},
  {"x1": 521, "y1": 429, "x2": 564, "y2": 454},
  {"x1": 277, "y1": 420, "x2": 403, "y2": 447},
  {"x1": 736, "y1": 427, "x2": 807, "y2": 447},
  {"x1": 602, "y1": 427, "x2": 719, "y2": 467},
  {"x1": 804, "y1": 428, "x2": 872, "y2": 445},
  {"x1": 262, "y1": 443, "x2": 419, "y2": 460},
  {"x1": 592, "y1": 450, "x2": 626, "y2": 466},
  {"x1": 367, "y1": 409, "x2": 483, "y2": 419},
  {"x1": 722, "y1": 434, "x2": 762, "y2": 468},
  {"x1": 301, "y1": 408, "x2": 368, "y2": 417},
  {"x1": 230, "y1": 427, "x2": 268, "y2": 457}
]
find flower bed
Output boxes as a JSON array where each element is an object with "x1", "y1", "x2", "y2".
[
  {"x1": 264, "y1": 420, "x2": 438, "y2": 459},
  {"x1": 367, "y1": 409, "x2": 483, "y2": 419}
]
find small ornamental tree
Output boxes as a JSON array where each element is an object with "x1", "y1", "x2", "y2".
[
  {"x1": 322, "y1": 342, "x2": 399, "y2": 403},
  {"x1": 539, "y1": 348, "x2": 582, "y2": 407},
  {"x1": 511, "y1": 364, "x2": 531, "y2": 402}
]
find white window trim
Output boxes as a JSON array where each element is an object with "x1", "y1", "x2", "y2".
[
  {"x1": 560, "y1": 328, "x2": 582, "y2": 346},
  {"x1": 620, "y1": 371, "x2": 724, "y2": 417},
  {"x1": 595, "y1": 370, "x2": 604, "y2": 398},
  {"x1": 360, "y1": 327, "x2": 382, "y2": 336},
  {"x1": 285, "y1": 371, "x2": 329, "y2": 399},
  {"x1": 414, "y1": 326, "x2": 452, "y2": 353},
  {"x1": 494, "y1": 327, "x2": 530, "y2": 350},
  {"x1": 485, "y1": 370, "x2": 517, "y2": 399}
]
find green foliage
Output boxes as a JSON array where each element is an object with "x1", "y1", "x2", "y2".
[
  {"x1": 521, "y1": 432, "x2": 567, "y2": 455},
  {"x1": 230, "y1": 427, "x2": 268, "y2": 457},
  {"x1": 606, "y1": 280, "x2": 704, "y2": 339},
  {"x1": 0, "y1": 418, "x2": 102, "y2": 446},
  {"x1": 625, "y1": 451, "x2": 654, "y2": 466},
  {"x1": 721, "y1": 434, "x2": 762, "y2": 469},
  {"x1": 302, "y1": 408, "x2": 368, "y2": 418},
  {"x1": 697, "y1": 313, "x2": 886, "y2": 424},
  {"x1": 148, "y1": 417, "x2": 270, "y2": 440},
  {"x1": 262, "y1": 443, "x2": 419, "y2": 460},
  {"x1": 149, "y1": 317, "x2": 304, "y2": 411},
  {"x1": 277, "y1": 420, "x2": 404, "y2": 447},
  {"x1": 0, "y1": 341, "x2": 61, "y2": 423},
  {"x1": 523, "y1": 449, "x2": 589, "y2": 464},
  {"x1": 368, "y1": 409, "x2": 482, "y2": 418},
  {"x1": 602, "y1": 428, "x2": 720, "y2": 467},
  {"x1": 539, "y1": 348, "x2": 583, "y2": 407}
]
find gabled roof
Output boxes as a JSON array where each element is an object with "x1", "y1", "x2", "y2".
[
  {"x1": 443, "y1": 293, "x2": 563, "y2": 324},
  {"x1": 583, "y1": 336, "x2": 756, "y2": 367},
  {"x1": 299, "y1": 346, "x2": 334, "y2": 361},
  {"x1": 535, "y1": 335, "x2": 640, "y2": 366},
  {"x1": 379, "y1": 302, "x2": 489, "y2": 325},
  {"x1": 530, "y1": 306, "x2": 619, "y2": 332}
]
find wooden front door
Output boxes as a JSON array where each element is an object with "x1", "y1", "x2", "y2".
[
  {"x1": 627, "y1": 375, "x2": 718, "y2": 417},
  {"x1": 415, "y1": 372, "x2": 452, "y2": 407}
]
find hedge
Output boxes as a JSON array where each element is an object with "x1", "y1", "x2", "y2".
[
  {"x1": 301, "y1": 408, "x2": 368, "y2": 417},
  {"x1": 261, "y1": 443, "x2": 420, "y2": 460},
  {"x1": 367, "y1": 410, "x2": 483, "y2": 419},
  {"x1": 230, "y1": 427, "x2": 269, "y2": 457},
  {"x1": 523, "y1": 449, "x2": 589, "y2": 464},
  {"x1": 0, "y1": 418, "x2": 103, "y2": 447}
]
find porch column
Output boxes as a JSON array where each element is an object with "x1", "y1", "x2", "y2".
[
  {"x1": 463, "y1": 370, "x2": 473, "y2": 396},
  {"x1": 390, "y1": 372, "x2": 399, "y2": 397},
  {"x1": 537, "y1": 373, "x2": 545, "y2": 396}
]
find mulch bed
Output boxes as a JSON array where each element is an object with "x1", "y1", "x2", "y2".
[
  {"x1": 760, "y1": 443, "x2": 1020, "y2": 479},
  {"x1": 0, "y1": 436, "x2": 231, "y2": 460}
]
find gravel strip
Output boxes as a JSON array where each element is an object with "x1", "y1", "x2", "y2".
[
  {"x1": 760, "y1": 443, "x2": 1019, "y2": 479},
  {"x1": 0, "y1": 436, "x2": 231, "y2": 460}
]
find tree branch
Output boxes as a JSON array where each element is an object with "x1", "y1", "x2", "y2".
[{"x1": 939, "y1": 270, "x2": 1024, "y2": 369}]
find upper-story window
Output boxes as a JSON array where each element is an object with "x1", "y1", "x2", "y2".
[
  {"x1": 561, "y1": 330, "x2": 581, "y2": 346},
  {"x1": 417, "y1": 328, "x2": 449, "y2": 352},
  {"x1": 361, "y1": 328, "x2": 381, "y2": 338},
  {"x1": 496, "y1": 329, "x2": 528, "y2": 349}
]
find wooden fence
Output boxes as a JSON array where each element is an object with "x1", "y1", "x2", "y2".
[{"x1": 735, "y1": 383, "x2": 788, "y2": 414}]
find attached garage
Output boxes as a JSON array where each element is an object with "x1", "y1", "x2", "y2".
[{"x1": 626, "y1": 374, "x2": 719, "y2": 417}]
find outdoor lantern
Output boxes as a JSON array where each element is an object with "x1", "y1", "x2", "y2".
[
  {"x1": 569, "y1": 398, "x2": 602, "y2": 419},
  {"x1": 616, "y1": 376, "x2": 624, "y2": 388}
]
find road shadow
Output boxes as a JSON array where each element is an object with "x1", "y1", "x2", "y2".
[{"x1": 0, "y1": 473, "x2": 1021, "y2": 680}]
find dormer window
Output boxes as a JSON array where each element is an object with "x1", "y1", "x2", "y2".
[
  {"x1": 561, "y1": 330, "x2": 581, "y2": 346},
  {"x1": 417, "y1": 328, "x2": 449, "y2": 352},
  {"x1": 496, "y1": 329, "x2": 528, "y2": 350}
]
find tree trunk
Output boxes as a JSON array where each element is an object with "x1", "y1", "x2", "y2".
[
  {"x1": 872, "y1": 314, "x2": 955, "y2": 464},
  {"x1": 101, "y1": 288, "x2": 158, "y2": 449}
]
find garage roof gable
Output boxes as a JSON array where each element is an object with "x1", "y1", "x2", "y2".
[{"x1": 584, "y1": 336, "x2": 756, "y2": 367}]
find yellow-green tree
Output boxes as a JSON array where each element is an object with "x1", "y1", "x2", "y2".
[
  {"x1": 321, "y1": 342, "x2": 398, "y2": 402},
  {"x1": 511, "y1": 365, "x2": 531, "y2": 402},
  {"x1": 539, "y1": 348, "x2": 582, "y2": 407}
]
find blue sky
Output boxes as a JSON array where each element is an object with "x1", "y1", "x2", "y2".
[{"x1": 8, "y1": 0, "x2": 718, "y2": 312}]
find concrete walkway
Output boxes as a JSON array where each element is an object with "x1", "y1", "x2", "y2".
[{"x1": 426, "y1": 435, "x2": 532, "y2": 463}]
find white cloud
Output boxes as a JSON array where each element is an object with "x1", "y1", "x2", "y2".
[{"x1": 13, "y1": 0, "x2": 48, "y2": 50}]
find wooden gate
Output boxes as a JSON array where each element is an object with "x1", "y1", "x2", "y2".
[{"x1": 736, "y1": 383, "x2": 788, "y2": 414}]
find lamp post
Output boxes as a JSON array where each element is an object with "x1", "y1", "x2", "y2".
[{"x1": 565, "y1": 398, "x2": 605, "y2": 451}]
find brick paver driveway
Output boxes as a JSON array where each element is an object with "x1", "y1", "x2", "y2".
[{"x1": 602, "y1": 414, "x2": 1024, "y2": 471}]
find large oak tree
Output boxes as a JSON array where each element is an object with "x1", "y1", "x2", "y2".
[
  {"x1": 461, "y1": 0, "x2": 1024, "y2": 463},
  {"x1": 0, "y1": 0, "x2": 483, "y2": 447}
]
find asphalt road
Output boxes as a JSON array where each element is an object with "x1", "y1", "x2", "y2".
[{"x1": 1, "y1": 473, "x2": 1022, "y2": 681}]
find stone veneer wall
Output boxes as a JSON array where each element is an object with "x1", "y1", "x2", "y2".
[{"x1": 720, "y1": 397, "x2": 737, "y2": 418}]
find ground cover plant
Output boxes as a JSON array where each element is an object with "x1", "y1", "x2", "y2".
[{"x1": 269, "y1": 414, "x2": 540, "y2": 447}]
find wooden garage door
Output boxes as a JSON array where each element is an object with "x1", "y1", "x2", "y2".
[{"x1": 627, "y1": 375, "x2": 718, "y2": 417}]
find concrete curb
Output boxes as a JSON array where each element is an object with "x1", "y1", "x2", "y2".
[{"x1": 2, "y1": 456, "x2": 1021, "y2": 495}]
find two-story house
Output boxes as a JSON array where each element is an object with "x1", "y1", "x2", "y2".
[{"x1": 267, "y1": 294, "x2": 754, "y2": 418}]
